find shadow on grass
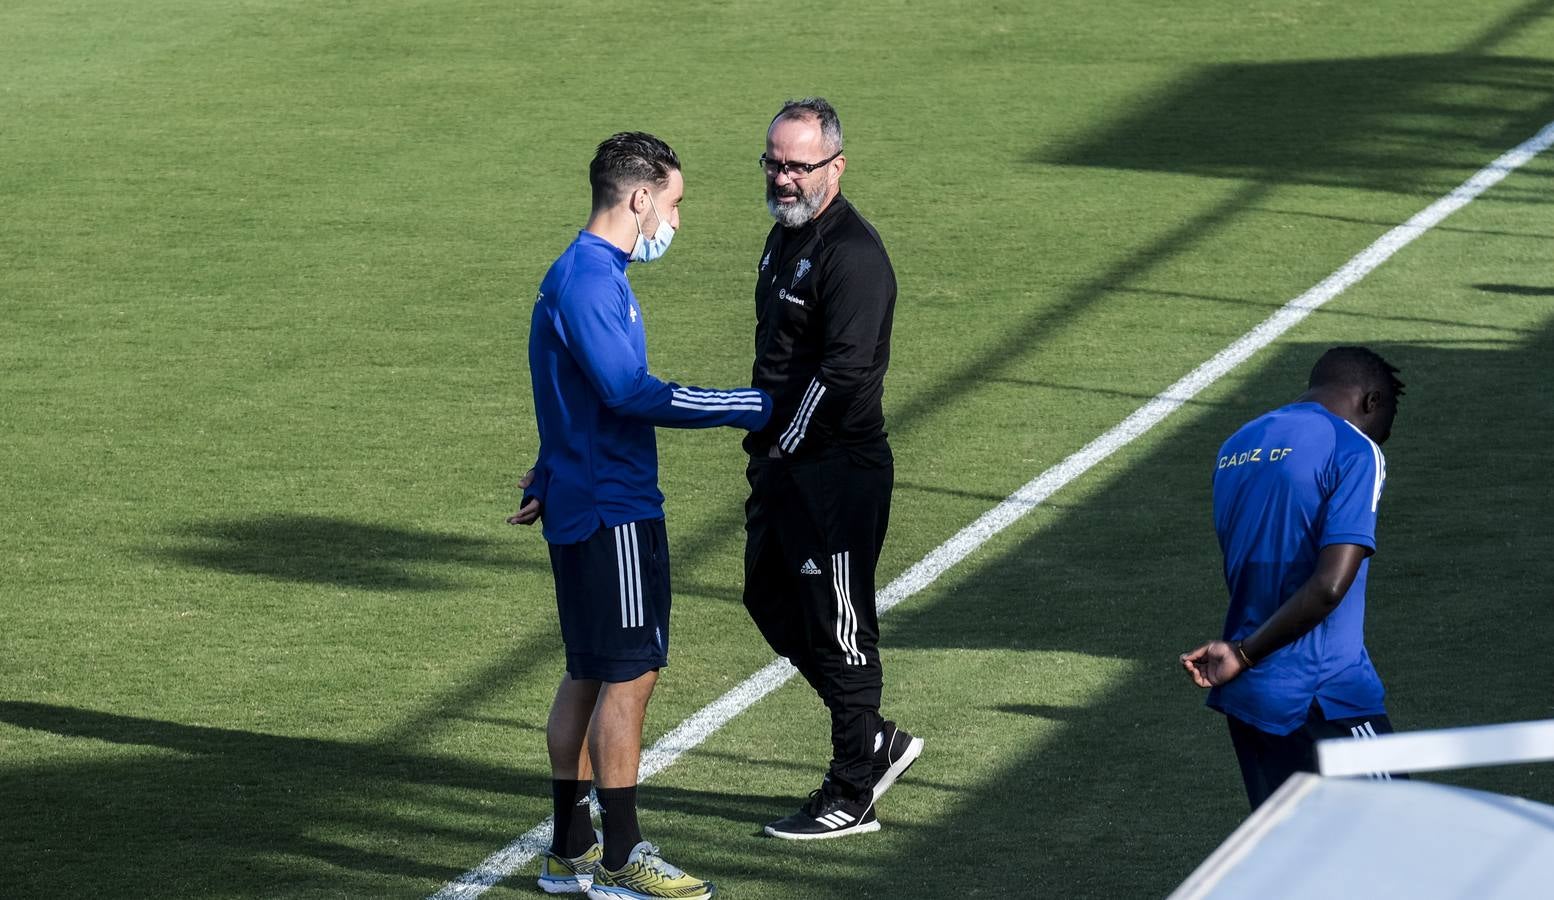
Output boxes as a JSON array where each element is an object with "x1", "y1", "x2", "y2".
[
  {"x1": 639, "y1": 784, "x2": 798, "y2": 830},
  {"x1": 0, "y1": 701, "x2": 547, "y2": 894},
  {"x1": 1250, "y1": 205, "x2": 1554, "y2": 241},
  {"x1": 153, "y1": 514, "x2": 541, "y2": 591},
  {"x1": 823, "y1": 321, "x2": 1554, "y2": 897},
  {"x1": 20, "y1": 325, "x2": 1550, "y2": 898},
  {"x1": 325, "y1": 2, "x2": 1554, "y2": 824},
  {"x1": 994, "y1": 703, "x2": 1087, "y2": 722},
  {"x1": 632, "y1": 9, "x2": 1554, "y2": 627},
  {"x1": 1117, "y1": 285, "x2": 1544, "y2": 337},
  {"x1": 1476, "y1": 283, "x2": 1554, "y2": 296},
  {"x1": 1044, "y1": 52, "x2": 1554, "y2": 199}
]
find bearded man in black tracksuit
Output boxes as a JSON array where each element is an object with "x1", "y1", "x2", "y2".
[{"x1": 745, "y1": 98, "x2": 924, "y2": 841}]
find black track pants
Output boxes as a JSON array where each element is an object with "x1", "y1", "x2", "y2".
[
  {"x1": 743, "y1": 449, "x2": 893, "y2": 798},
  {"x1": 1227, "y1": 702, "x2": 1405, "y2": 810}
]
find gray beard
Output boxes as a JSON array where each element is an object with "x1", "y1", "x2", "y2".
[{"x1": 766, "y1": 181, "x2": 827, "y2": 228}]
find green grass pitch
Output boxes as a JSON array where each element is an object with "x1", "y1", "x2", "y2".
[{"x1": 3, "y1": 0, "x2": 1553, "y2": 896}]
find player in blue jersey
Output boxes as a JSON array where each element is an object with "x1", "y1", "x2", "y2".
[
  {"x1": 508, "y1": 132, "x2": 771, "y2": 899},
  {"x1": 1181, "y1": 346, "x2": 1405, "y2": 809}
]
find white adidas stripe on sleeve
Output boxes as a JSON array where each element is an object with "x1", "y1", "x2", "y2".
[{"x1": 779, "y1": 378, "x2": 826, "y2": 453}]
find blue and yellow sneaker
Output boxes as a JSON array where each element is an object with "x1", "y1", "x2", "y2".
[
  {"x1": 585, "y1": 841, "x2": 715, "y2": 900},
  {"x1": 538, "y1": 840, "x2": 603, "y2": 894}
]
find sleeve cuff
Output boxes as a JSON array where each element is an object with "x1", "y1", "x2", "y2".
[{"x1": 1319, "y1": 533, "x2": 1376, "y2": 553}]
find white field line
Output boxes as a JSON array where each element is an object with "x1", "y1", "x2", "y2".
[{"x1": 429, "y1": 118, "x2": 1554, "y2": 900}]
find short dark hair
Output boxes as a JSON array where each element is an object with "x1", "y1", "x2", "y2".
[
  {"x1": 589, "y1": 132, "x2": 680, "y2": 211},
  {"x1": 1308, "y1": 346, "x2": 1405, "y2": 399},
  {"x1": 771, "y1": 97, "x2": 843, "y2": 153}
]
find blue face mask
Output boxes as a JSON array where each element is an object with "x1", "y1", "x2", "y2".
[{"x1": 629, "y1": 193, "x2": 675, "y2": 263}]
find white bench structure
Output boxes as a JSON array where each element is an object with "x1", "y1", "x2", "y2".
[{"x1": 1170, "y1": 720, "x2": 1554, "y2": 899}]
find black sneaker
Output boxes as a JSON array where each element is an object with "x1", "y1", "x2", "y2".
[
  {"x1": 870, "y1": 720, "x2": 924, "y2": 803},
  {"x1": 764, "y1": 785, "x2": 880, "y2": 840}
]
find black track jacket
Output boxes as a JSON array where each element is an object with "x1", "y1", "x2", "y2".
[{"x1": 743, "y1": 194, "x2": 896, "y2": 466}]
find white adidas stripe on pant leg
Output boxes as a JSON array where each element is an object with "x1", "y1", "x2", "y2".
[
  {"x1": 427, "y1": 118, "x2": 1554, "y2": 900},
  {"x1": 628, "y1": 523, "x2": 643, "y2": 629},
  {"x1": 845, "y1": 551, "x2": 864, "y2": 666},
  {"x1": 614, "y1": 525, "x2": 631, "y2": 629},
  {"x1": 1349, "y1": 720, "x2": 1392, "y2": 780},
  {"x1": 831, "y1": 551, "x2": 865, "y2": 666},
  {"x1": 613, "y1": 523, "x2": 645, "y2": 629}
]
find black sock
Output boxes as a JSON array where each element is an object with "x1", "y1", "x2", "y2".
[
  {"x1": 596, "y1": 785, "x2": 643, "y2": 870},
  {"x1": 550, "y1": 779, "x2": 595, "y2": 858}
]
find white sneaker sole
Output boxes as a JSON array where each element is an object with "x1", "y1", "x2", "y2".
[
  {"x1": 872, "y1": 735, "x2": 924, "y2": 802},
  {"x1": 764, "y1": 817, "x2": 882, "y2": 841},
  {"x1": 539, "y1": 874, "x2": 593, "y2": 893}
]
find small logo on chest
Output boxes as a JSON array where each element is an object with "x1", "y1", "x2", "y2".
[
  {"x1": 777, "y1": 288, "x2": 806, "y2": 307},
  {"x1": 760, "y1": 251, "x2": 771, "y2": 272},
  {"x1": 793, "y1": 258, "x2": 811, "y2": 286}
]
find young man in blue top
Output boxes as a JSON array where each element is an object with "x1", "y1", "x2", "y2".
[
  {"x1": 1180, "y1": 346, "x2": 1405, "y2": 810},
  {"x1": 509, "y1": 132, "x2": 771, "y2": 899}
]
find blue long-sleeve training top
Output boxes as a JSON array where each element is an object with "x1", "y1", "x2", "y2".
[{"x1": 527, "y1": 231, "x2": 772, "y2": 544}]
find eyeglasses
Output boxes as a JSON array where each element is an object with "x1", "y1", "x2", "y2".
[{"x1": 759, "y1": 150, "x2": 842, "y2": 177}]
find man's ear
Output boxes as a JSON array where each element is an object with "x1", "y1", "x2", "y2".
[
  {"x1": 1361, "y1": 389, "x2": 1382, "y2": 414},
  {"x1": 627, "y1": 186, "x2": 650, "y2": 215}
]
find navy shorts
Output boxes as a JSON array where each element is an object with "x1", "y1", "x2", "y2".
[
  {"x1": 548, "y1": 518, "x2": 671, "y2": 683},
  {"x1": 1227, "y1": 701, "x2": 1405, "y2": 810}
]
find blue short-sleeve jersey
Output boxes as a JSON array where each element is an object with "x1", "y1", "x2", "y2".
[
  {"x1": 1207, "y1": 401, "x2": 1389, "y2": 735},
  {"x1": 527, "y1": 232, "x2": 771, "y2": 544}
]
